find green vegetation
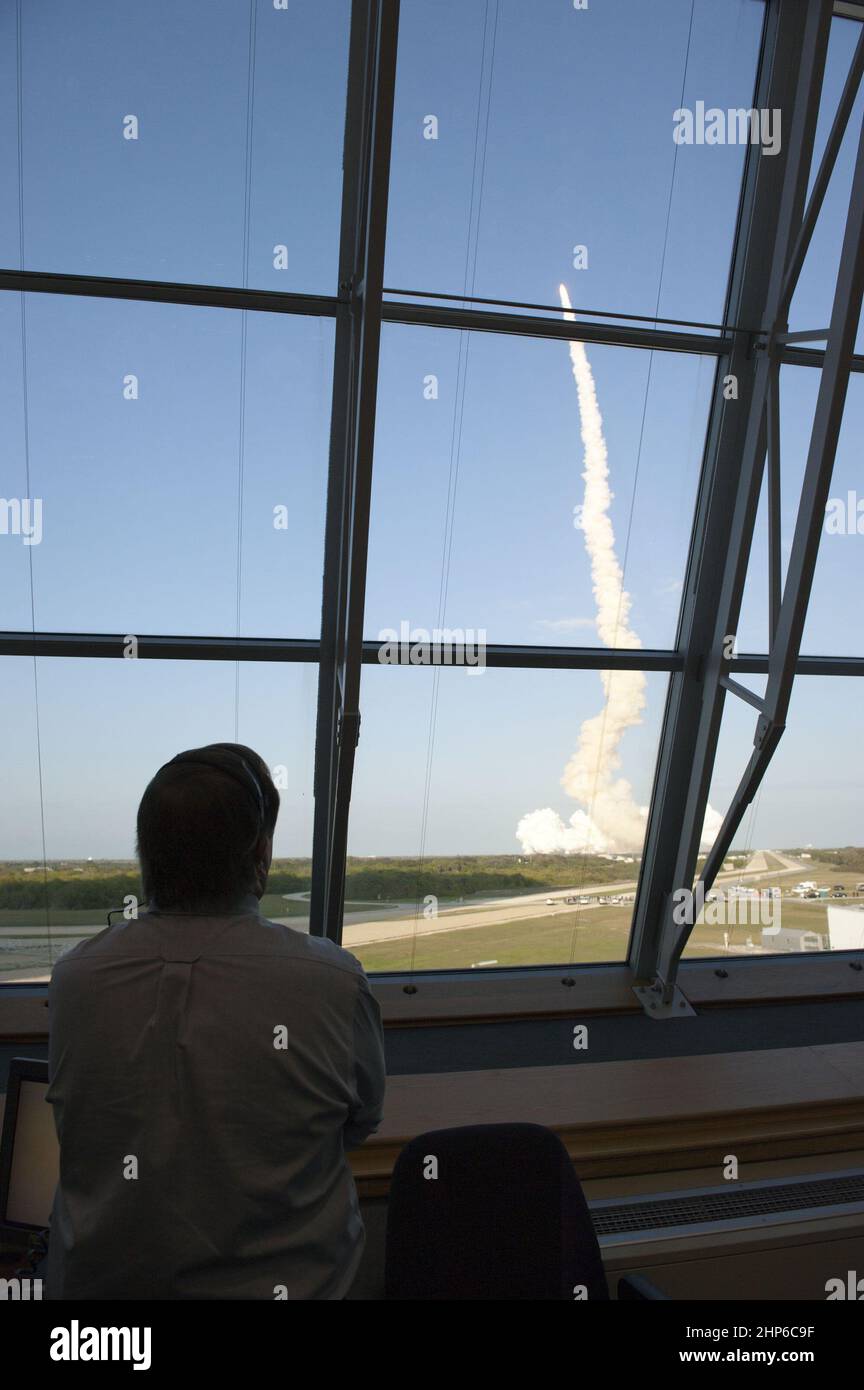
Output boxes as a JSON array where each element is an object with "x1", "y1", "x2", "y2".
[
  {"x1": 337, "y1": 852, "x2": 640, "y2": 903},
  {"x1": 784, "y1": 847, "x2": 864, "y2": 875},
  {"x1": 0, "y1": 873, "x2": 141, "y2": 911},
  {"x1": 0, "y1": 853, "x2": 637, "y2": 912},
  {"x1": 0, "y1": 860, "x2": 313, "y2": 911},
  {"x1": 350, "y1": 906, "x2": 771, "y2": 973},
  {"x1": 352, "y1": 907, "x2": 633, "y2": 970}
]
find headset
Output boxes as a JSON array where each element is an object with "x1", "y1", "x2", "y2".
[{"x1": 159, "y1": 744, "x2": 268, "y2": 839}]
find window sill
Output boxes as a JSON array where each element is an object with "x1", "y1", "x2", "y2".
[
  {"x1": 351, "y1": 1040, "x2": 864, "y2": 1198},
  {"x1": 368, "y1": 952, "x2": 864, "y2": 1024}
]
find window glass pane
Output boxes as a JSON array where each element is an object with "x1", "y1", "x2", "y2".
[
  {"x1": 0, "y1": 0, "x2": 349, "y2": 292},
  {"x1": 734, "y1": 499, "x2": 767, "y2": 656},
  {"x1": 345, "y1": 664, "x2": 669, "y2": 972},
  {"x1": 386, "y1": 0, "x2": 764, "y2": 323},
  {"x1": 736, "y1": 368, "x2": 864, "y2": 657},
  {"x1": 0, "y1": 656, "x2": 317, "y2": 982},
  {"x1": 365, "y1": 324, "x2": 713, "y2": 650},
  {"x1": 686, "y1": 676, "x2": 864, "y2": 960},
  {"x1": 0, "y1": 293, "x2": 331, "y2": 637},
  {"x1": 788, "y1": 14, "x2": 864, "y2": 356},
  {"x1": 804, "y1": 372, "x2": 864, "y2": 655}
]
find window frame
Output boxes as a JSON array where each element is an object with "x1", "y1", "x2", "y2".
[{"x1": 1, "y1": 0, "x2": 863, "y2": 1018}]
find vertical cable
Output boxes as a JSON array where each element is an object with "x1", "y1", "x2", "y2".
[
  {"x1": 234, "y1": 0, "x2": 258, "y2": 741},
  {"x1": 17, "y1": 0, "x2": 52, "y2": 966}
]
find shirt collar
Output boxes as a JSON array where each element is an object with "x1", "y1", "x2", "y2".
[{"x1": 147, "y1": 892, "x2": 263, "y2": 920}]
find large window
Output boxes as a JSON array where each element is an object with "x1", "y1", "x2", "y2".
[
  {"x1": 0, "y1": 657, "x2": 317, "y2": 983},
  {"x1": 347, "y1": 665, "x2": 669, "y2": 972},
  {"x1": 2, "y1": 0, "x2": 862, "y2": 1000}
]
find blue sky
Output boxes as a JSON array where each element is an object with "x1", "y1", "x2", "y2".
[{"x1": 0, "y1": 0, "x2": 861, "y2": 859}]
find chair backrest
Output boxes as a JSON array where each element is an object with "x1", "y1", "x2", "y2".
[{"x1": 385, "y1": 1122, "x2": 609, "y2": 1300}]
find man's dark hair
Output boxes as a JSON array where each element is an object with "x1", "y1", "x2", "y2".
[{"x1": 136, "y1": 743, "x2": 280, "y2": 912}]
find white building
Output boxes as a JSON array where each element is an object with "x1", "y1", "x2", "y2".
[
  {"x1": 762, "y1": 925, "x2": 824, "y2": 952},
  {"x1": 826, "y1": 904, "x2": 864, "y2": 951}
]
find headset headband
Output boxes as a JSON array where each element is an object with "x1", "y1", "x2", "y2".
[{"x1": 160, "y1": 746, "x2": 266, "y2": 831}]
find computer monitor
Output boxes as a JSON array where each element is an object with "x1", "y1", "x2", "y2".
[{"x1": 0, "y1": 1058, "x2": 57, "y2": 1233}]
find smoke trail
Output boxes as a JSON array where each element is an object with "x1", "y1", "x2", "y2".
[{"x1": 516, "y1": 284, "x2": 719, "y2": 855}]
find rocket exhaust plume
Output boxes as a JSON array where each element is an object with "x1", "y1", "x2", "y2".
[{"x1": 516, "y1": 284, "x2": 721, "y2": 855}]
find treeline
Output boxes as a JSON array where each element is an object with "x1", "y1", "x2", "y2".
[
  {"x1": 0, "y1": 867, "x2": 536, "y2": 909},
  {"x1": 787, "y1": 847, "x2": 864, "y2": 873},
  {"x1": 341, "y1": 867, "x2": 540, "y2": 901},
  {"x1": 0, "y1": 851, "x2": 645, "y2": 910},
  {"x1": 0, "y1": 874, "x2": 143, "y2": 910},
  {"x1": 339, "y1": 854, "x2": 639, "y2": 901},
  {"x1": 0, "y1": 868, "x2": 312, "y2": 911}
]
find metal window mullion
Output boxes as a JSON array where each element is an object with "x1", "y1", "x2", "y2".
[
  {"x1": 326, "y1": 0, "x2": 398, "y2": 933},
  {"x1": 380, "y1": 299, "x2": 731, "y2": 356},
  {"x1": 629, "y1": 0, "x2": 832, "y2": 987},
  {"x1": 309, "y1": 0, "x2": 399, "y2": 941},
  {"x1": 777, "y1": 22, "x2": 864, "y2": 321},
  {"x1": 782, "y1": 346, "x2": 864, "y2": 371},
  {"x1": 0, "y1": 265, "x2": 735, "y2": 362},
  {"x1": 0, "y1": 633, "x2": 322, "y2": 661},
  {"x1": 764, "y1": 105, "x2": 864, "y2": 723},
  {"x1": 5, "y1": 633, "x2": 864, "y2": 679},
  {"x1": 0, "y1": 268, "x2": 337, "y2": 318},
  {"x1": 652, "y1": 0, "x2": 834, "y2": 995},
  {"x1": 309, "y1": 0, "x2": 376, "y2": 939},
  {"x1": 692, "y1": 29, "x2": 864, "y2": 908},
  {"x1": 766, "y1": 358, "x2": 782, "y2": 640}
]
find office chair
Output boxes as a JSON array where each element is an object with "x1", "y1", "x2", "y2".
[{"x1": 384, "y1": 1122, "x2": 667, "y2": 1300}]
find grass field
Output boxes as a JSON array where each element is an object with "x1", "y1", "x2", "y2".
[
  {"x1": 352, "y1": 908, "x2": 633, "y2": 971},
  {"x1": 348, "y1": 904, "x2": 834, "y2": 973}
]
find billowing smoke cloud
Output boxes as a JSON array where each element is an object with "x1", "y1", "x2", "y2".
[{"x1": 516, "y1": 284, "x2": 720, "y2": 856}]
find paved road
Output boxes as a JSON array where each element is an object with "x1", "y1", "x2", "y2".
[{"x1": 336, "y1": 850, "x2": 815, "y2": 947}]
